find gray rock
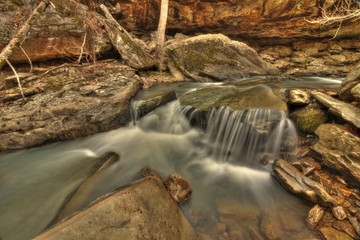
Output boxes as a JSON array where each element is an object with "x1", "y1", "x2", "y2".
[
  {"x1": 311, "y1": 124, "x2": 360, "y2": 188},
  {"x1": 165, "y1": 34, "x2": 278, "y2": 82},
  {"x1": 272, "y1": 159, "x2": 337, "y2": 207},
  {"x1": 311, "y1": 91, "x2": 360, "y2": 129},
  {"x1": 351, "y1": 83, "x2": 360, "y2": 101},
  {"x1": 0, "y1": 62, "x2": 140, "y2": 151},
  {"x1": 339, "y1": 67, "x2": 360, "y2": 101},
  {"x1": 287, "y1": 89, "x2": 311, "y2": 106},
  {"x1": 290, "y1": 103, "x2": 328, "y2": 133},
  {"x1": 34, "y1": 177, "x2": 198, "y2": 240}
]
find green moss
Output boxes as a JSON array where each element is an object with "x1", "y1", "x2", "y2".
[{"x1": 291, "y1": 104, "x2": 328, "y2": 133}]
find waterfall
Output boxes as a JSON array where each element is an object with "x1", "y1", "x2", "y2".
[{"x1": 202, "y1": 107, "x2": 296, "y2": 168}]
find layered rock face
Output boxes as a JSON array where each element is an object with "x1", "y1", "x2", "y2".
[{"x1": 113, "y1": 0, "x2": 360, "y2": 40}]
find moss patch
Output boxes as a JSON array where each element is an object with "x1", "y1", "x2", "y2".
[{"x1": 291, "y1": 104, "x2": 328, "y2": 133}]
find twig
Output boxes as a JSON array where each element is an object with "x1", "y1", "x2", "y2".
[
  {"x1": 77, "y1": 32, "x2": 87, "y2": 63},
  {"x1": 5, "y1": 58, "x2": 26, "y2": 102},
  {"x1": 20, "y1": 46, "x2": 33, "y2": 73}
]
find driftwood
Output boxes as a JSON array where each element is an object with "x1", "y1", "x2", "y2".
[
  {"x1": 99, "y1": 4, "x2": 154, "y2": 70},
  {"x1": 1, "y1": 88, "x2": 43, "y2": 103},
  {"x1": 0, "y1": 0, "x2": 49, "y2": 70}
]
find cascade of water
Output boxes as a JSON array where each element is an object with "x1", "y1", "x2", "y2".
[{"x1": 204, "y1": 107, "x2": 297, "y2": 168}]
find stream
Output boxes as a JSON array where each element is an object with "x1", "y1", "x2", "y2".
[{"x1": 0, "y1": 76, "x2": 342, "y2": 239}]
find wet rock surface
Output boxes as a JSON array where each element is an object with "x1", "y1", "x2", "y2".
[
  {"x1": 311, "y1": 124, "x2": 360, "y2": 188},
  {"x1": 34, "y1": 177, "x2": 198, "y2": 240},
  {"x1": 339, "y1": 67, "x2": 360, "y2": 101},
  {"x1": 0, "y1": 61, "x2": 140, "y2": 151},
  {"x1": 165, "y1": 34, "x2": 278, "y2": 82},
  {"x1": 287, "y1": 89, "x2": 311, "y2": 106},
  {"x1": 179, "y1": 84, "x2": 287, "y2": 112}
]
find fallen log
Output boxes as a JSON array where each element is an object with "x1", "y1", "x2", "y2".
[{"x1": 99, "y1": 4, "x2": 154, "y2": 70}]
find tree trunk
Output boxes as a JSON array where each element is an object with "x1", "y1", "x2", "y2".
[
  {"x1": 0, "y1": 0, "x2": 49, "y2": 70},
  {"x1": 155, "y1": 0, "x2": 169, "y2": 71}
]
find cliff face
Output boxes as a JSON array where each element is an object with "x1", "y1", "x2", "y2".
[{"x1": 113, "y1": 0, "x2": 360, "y2": 42}]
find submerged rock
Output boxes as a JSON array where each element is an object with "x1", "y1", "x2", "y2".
[
  {"x1": 272, "y1": 159, "x2": 337, "y2": 207},
  {"x1": 34, "y1": 177, "x2": 198, "y2": 240},
  {"x1": 0, "y1": 62, "x2": 140, "y2": 151},
  {"x1": 290, "y1": 103, "x2": 328, "y2": 133},
  {"x1": 165, "y1": 34, "x2": 278, "y2": 82},
  {"x1": 311, "y1": 124, "x2": 360, "y2": 188},
  {"x1": 311, "y1": 91, "x2": 360, "y2": 129}
]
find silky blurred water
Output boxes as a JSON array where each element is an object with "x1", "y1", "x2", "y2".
[{"x1": 0, "y1": 77, "x2": 341, "y2": 239}]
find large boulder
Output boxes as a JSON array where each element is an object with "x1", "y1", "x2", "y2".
[
  {"x1": 0, "y1": 62, "x2": 140, "y2": 151},
  {"x1": 311, "y1": 124, "x2": 360, "y2": 188},
  {"x1": 179, "y1": 84, "x2": 287, "y2": 112},
  {"x1": 165, "y1": 34, "x2": 278, "y2": 82},
  {"x1": 311, "y1": 91, "x2": 360, "y2": 129},
  {"x1": 35, "y1": 177, "x2": 198, "y2": 240}
]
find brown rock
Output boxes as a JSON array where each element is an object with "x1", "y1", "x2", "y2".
[
  {"x1": 319, "y1": 226, "x2": 353, "y2": 240},
  {"x1": 333, "y1": 220, "x2": 358, "y2": 239},
  {"x1": 34, "y1": 177, "x2": 198, "y2": 240},
  {"x1": 311, "y1": 124, "x2": 360, "y2": 188},
  {"x1": 287, "y1": 89, "x2": 311, "y2": 106},
  {"x1": 163, "y1": 173, "x2": 192, "y2": 205},
  {"x1": 307, "y1": 204, "x2": 326, "y2": 230}
]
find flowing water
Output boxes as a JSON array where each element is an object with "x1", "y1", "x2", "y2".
[{"x1": 0, "y1": 77, "x2": 342, "y2": 239}]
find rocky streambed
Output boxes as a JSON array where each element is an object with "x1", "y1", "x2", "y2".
[{"x1": 0, "y1": 31, "x2": 360, "y2": 240}]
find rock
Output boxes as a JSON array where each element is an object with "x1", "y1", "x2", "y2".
[
  {"x1": 311, "y1": 124, "x2": 360, "y2": 188},
  {"x1": 165, "y1": 34, "x2": 278, "y2": 82},
  {"x1": 333, "y1": 220, "x2": 358, "y2": 239},
  {"x1": 287, "y1": 89, "x2": 311, "y2": 106},
  {"x1": 34, "y1": 177, "x2": 198, "y2": 240},
  {"x1": 272, "y1": 159, "x2": 337, "y2": 207},
  {"x1": 290, "y1": 103, "x2": 328, "y2": 133},
  {"x1": 331, "y1": 206, "x2": 347, "y2": 221},
  {"x1": 339, "y1": 67, "x2": 360, "y2": 101},
  {"x1": 311, "y1": 91, "x2": 360, "y2": 129},
  {"x1": 54, "y1": 152, "x2": 120, "y2": 222},
  {"x1": 133, "y1": 90, "x2": 177, "y2": 119},
  {"x1": 179, "y1": 84, "x2": 287, "y2": 112},
  {"x1": 319, "y1": 227, "x2": 353, "y2": 240},
  {"x1": 163, "y1": 173, "x2": 192, "y2": 205},
  {"x1": 351, "y1": 83, "x2": 360, "y2": 101},
  {"x1": 0, "y1": 1, "x2": 111, "y2": 63},
  {"x1": 0, "y1": 62, "x2": 140, "y2": 151},
  {"x1": 306, "y1": 204, "x2": 325, "y2": 230},
  {"x1": 112, "y1": 0, "x2": 360, "y2": 41}
]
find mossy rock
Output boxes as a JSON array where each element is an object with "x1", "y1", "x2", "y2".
[
  {"x1": 179, "y1": 84, "x2": 287, "y2": 112},
  {"x1": 291, "y1": 104, "x2": 328, "y2": 133},
  {"x1": 165, "y1": 34, "x2": 278, "y2": 82}
]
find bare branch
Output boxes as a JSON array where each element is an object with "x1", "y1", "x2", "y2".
[
  {"x1": 77, "y1": 33, "x2": 87, "y2": 63},
  {"x1": 20, "y1": 46, "x2": 33, "y2": 73},
  {"x1": 6, "y1": 59, "x2": 26, "y2": 102}
]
